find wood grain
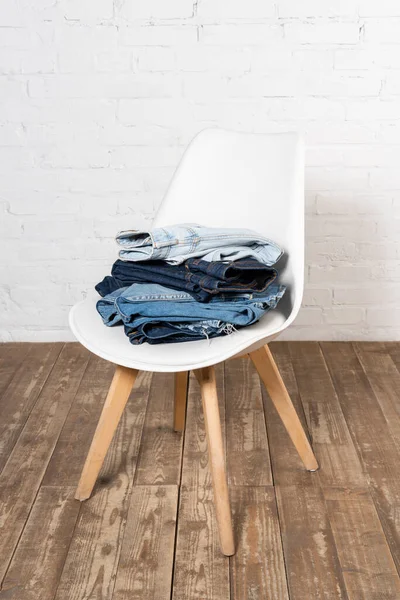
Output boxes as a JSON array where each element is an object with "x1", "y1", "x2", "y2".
[
  {"x1": 321, "y1": 341, "x2": 400, "y2": 573},
  {"x1": 288, "y1": 342, "x2": 366, "y2": 488},
  {"x1": 0, "y1": 343, "x2": 63, "y2": 473},
  {"x1": 225, "y1": 357, "x2": 272, "y2": 486},
  {"x1": 265, "y1": 343, "x2": 317, "y2": 487},
  {"x1": 0, "y1": 343, "x2": 32, "y2": 398},
  {"x1": 0, "y1": 343, "x2": 89, "y2": 583},
  {"x1": 75, "y1": 365, "x2": 139, "y2": 501},
  {"x1": 195, "y1": 366, "x2": 234, "y2": 556},
  {"x1": 1, "y1": 486, "x2": 80, "y2": 600},
  {"x1": 1, "y1": 342, "x2": 400, "y2": 600},
  {"x1": 230, "y1": 486, "x2": 289, "y2": 600},
  {"x1": 172, "y1": 486, "x2": 230, "y2": 600},
  {"x1": 354, "y1": 342, "x2": 400, "y2": 447},
  {"x1": 174, "y1": 371, "x2": 189, "y2": 432},
  {"x1": 53, "y1": 369, "x2": 152, "y2": 600},
  {"x1": 173, "y1": 363, "x2": 230, "y2": 598},
  {"x1": 113, "y1": 485, "x2": 178, "y2": 600},
  {"x1": 250, "y1": 345, "x2": 318, "y2": 471},
  {"x1": 324, "y1": 487, "x2": 400, "y2": 599},
  {"x1": 267, "y1": 343, "x2": 348, "y2": 600},
  {"x1": 135, "y1": 372, "x2": 183, "y2": 485},
  {"x1": 275, "y1": 485, "x2": 347, "y2": 600},
  {"x1": 181, "y1": 365, "x2": 225, "y2": 490},
  {"x1": 43, "y1": 355, "x2": 115, "y2": 486}
]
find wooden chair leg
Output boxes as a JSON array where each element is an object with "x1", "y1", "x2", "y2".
[
  {"x1": 195, "y1": 366, "x2": 235, "y2": 556},
  {"x1": 249, "y1": 345, "x2": 319, "y2": 472},
  {"x1": 174, "y1": 371, "x2": 189, "y2": 432},
  {"x1": 75, "y1": 365, "x2": 139, "y2": 501}
]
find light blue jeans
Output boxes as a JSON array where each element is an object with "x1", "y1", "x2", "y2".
[
  {"x1": 117, "y1": 224, "x2": 283, "y2": 266},
  {"x1": 97, "y1": 282, "x2": 286, "y2": 344}
]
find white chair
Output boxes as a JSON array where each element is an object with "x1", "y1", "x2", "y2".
[{"x1": 69, "y1": 128, "x2": 318, "y2": 557}]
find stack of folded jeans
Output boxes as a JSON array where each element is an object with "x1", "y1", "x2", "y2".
[{"x1": 95, "y1": 224, "x2": 286, "y2": 345}]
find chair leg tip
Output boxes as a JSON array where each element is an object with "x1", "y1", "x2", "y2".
[
  {"x1": 75, "y1": 490, "x2": 91, "y2": 502},
  {"x1": 307, "y1": 464, "x2": 320, "y2": 472}
]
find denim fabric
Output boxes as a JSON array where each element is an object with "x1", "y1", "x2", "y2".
[
  {"x1": 95, "y1": 258, "x2": 277, "y2": 303},
  {"x1": 96, "y1": 282, "x2": 286, "y2": 345},
  {"x1": 124, "y1": 320, "x2": 227, "y2": 345},
  {"x1": 116, "y1": 224, "x2": 283, "y2": 266}
]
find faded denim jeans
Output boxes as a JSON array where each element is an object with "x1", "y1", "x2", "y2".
[
  {"x1": 116, "y1": 224, "x2": 283, "y2": 266},
  {"x1": 96, "y1": 282, "x2": 286, "y2": 345}
]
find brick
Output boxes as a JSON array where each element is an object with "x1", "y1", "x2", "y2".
[
  {"x1": 109, "y1": 146, "x2": 183, "y2": 169},
  {"x1": 198, "y1": 0, "x2": 275, "y2": 19},
  {"x1": 284, "y1": 21, "x2": 360, "y2": 45},
  {"x1": 278, "y1": 0, "x2": 358, "y2": 18},
  {"x1": 363, "y1": 18, "x2": 400, "y2": 43},
  {"x1": 302, "y1": 287, "x2": 333, "y2": 306},
  {"x1": 316, "y1": 192, "x2": 394, "y2": 215},
  {"x1": 118, "y1": 25, "x2": 198, "y2": 47},
  {"x1": 199, "y1": 23, "x2": 283, "y2": 45},
  {"x1": 116, "y1": 0, "x2": 194, "y2": 20},
  {"x1": 367, "y1": 309, "x2": 400, "y2": 326},
  {"x1": 292, "y1": 48, "x2": 334, "y2": 71},
  {"x1": 370, "y1": 169, "x2": 400, "y2": 190},
  {"x1": 323, "y1": 307, "x2": 365, "y2": 325},
  {"x1": 175, "y1": 46, "x2": 251, "y2": 74},
  {"x1": 309, "y1": 264, "x2": 372, "y2": 284},
  {"x1": 334, "y1": 286, "x2": 400, "y2": 305},
  {"x1": 136, "y1": 47, "x2": 176, "y2": 72},
  {"x1": 57, "y1": 0, "x2": 114, "y2": 22},
  {"x1": 306, "y1": 167, "x2": 370, "y2": 191},
  {"x1": 360, "y1": 1, "x2": 400, "y2": 17}
]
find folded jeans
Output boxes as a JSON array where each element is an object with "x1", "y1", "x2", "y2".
[
  {"x1": 116, "y1": 223, "x2": 283, "y2": 266},
  {"x1": 96, "y1": 282, "x2": 286, "y2": 345},
  {"x1": 95, "y1": 257, "x2": 278, "y2": 303}
]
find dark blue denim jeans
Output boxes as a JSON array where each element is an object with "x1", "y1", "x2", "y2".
[{"x1": 95, "y1": 258, "x2": 277, "y2": 303}]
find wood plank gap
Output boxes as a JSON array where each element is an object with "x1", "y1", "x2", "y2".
[
  {"x1": 52, "y1": 369, "x2": 153, "y2": 600},
  {"x1": 134, "y1": 372, "x2": 183, "y2": 486},
  {"x1": 0, "y1": 343, "x2": 65, "y2": 475},
  {"x1": 112, "y1": 485, "x2": 179, "y2": 600},
  {"x1": 0, "y1": 344, "x2": 90, "y2": 584},
  {"x1": 265, "y1": 343, "x2": 351, "y2": 599},
  {"x1": 225, "y1": 358, "x2": 272, "y2": 487},
  {"x1": 229, "y1": 486, "x2": 289, "y2": 600},
  {"x1": 1, "y1": 486, "x2": 81, "y2": 600},
  {"x1": 322, "y1": 486, "x2": 400, "y2": 599},
  {"x1": 0, "y1": 343, "x2": 33, "y2": 399},
  {"x1": 320, "y1": 341, "x2": 400, "y2": 577},
  {"x1": 353, "y1": 342, "x2": 400, "y2": 453},
  {"x1": 172, "y1": 364, "x2": 230, "y2": 600}
]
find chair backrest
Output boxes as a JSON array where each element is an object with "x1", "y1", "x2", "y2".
[{"x1": 154, "y1": 128, "x2": 304, "y2": 318}]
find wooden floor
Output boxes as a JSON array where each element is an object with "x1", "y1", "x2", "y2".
[{"x1": 0, "y1": 342, "x2": 400, "y2": 599}]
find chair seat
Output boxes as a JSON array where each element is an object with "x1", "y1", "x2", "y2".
[{"x1": 69, "y1": 294, "x2": 288, "y2": 373}]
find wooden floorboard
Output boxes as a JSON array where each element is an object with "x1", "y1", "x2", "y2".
[
  {"x1": 0, "y1": 343, "x2": 63, "y2": 474},
  {"x1": 321, "y1": 342, "x2": 400, "y2": 576},
  {"x1": 1, "y1": 486, "x2": 80, "y2": 600},
  {"x1": 0, "y1": 342, "x2": 400, "y2": 600},
  {"x1": 267, "y1": 344, "x2": 349, "y2": 600},
  {"x1": 230, "y1": 486, "x2": 289, "y2": 600},
  {"x1": 53, "y1": 370, "x2": 152, "y2": 600},
  {"x1": 172, "y1": 365, "x2": 230, "y2": 600},
  {"x1": 0, "y1": 343, "x2": 90, "y2": 584}
]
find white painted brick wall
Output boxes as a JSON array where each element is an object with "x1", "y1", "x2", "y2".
[{"x1": 1, "y1": 0, "x2": 400, "y2": 342}]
